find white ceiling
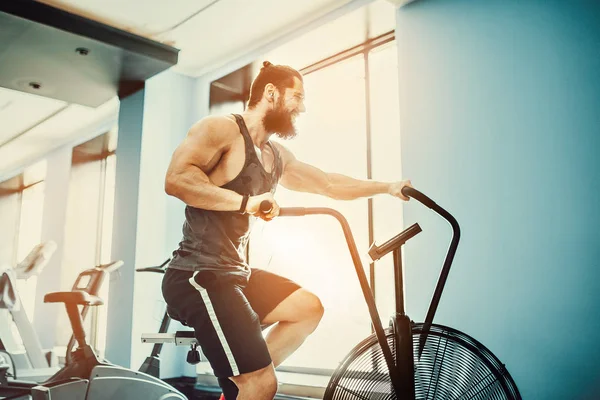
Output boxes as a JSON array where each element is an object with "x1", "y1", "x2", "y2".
[
  {"x1": 0, "y1": 0, "x2": 376, "y2": 180},
  {"x1": 0, "y1": 88, "x2": 67, "y2": 146},
  {"x1": 38, "y1": 0, "x2": 356, "y2": 76},
  {"x1": 0, "y1": 94, "x2": 119, "y2": 178}
]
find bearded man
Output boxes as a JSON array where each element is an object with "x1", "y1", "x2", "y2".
[{"x1": 162, "y1": 61, "x2": 413, "y2": 400}]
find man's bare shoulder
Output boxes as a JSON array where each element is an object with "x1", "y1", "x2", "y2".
[
  {"x1": 271, "y1": 141, "x2": 296, "y2": 162},
  {"x1": 187, "y1": 115, "x2": 240, "y2": 146}
]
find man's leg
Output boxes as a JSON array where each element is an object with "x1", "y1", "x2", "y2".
[
  {"x1": 164, "y1": 269, "x2": 275, "y2": 400},
  {"x1": 261, "y1": 288, "x2": 324, "y2": 367},
  {"x1": 228, "y1": 364, "x2": 278, "y2": 400},
  {"x1": 243, "y1": 269, "x2": 325, "y2": 367},
  {"x1": 222, "y1": 268, "x2": 323, "y2": 399},
  {"x1": 220, "y1": 287, "x2": 323, "y2": 399}
]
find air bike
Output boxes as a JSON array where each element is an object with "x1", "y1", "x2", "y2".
[{"x1": 142, "y1": 187, "x2": 522, "y2": 399}]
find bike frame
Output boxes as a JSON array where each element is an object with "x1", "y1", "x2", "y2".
[{"x1": 279, "y1": 187, "x2": 460, "y2": 398}]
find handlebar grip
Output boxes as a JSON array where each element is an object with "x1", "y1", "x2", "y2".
[
  {"x1": 259, "y1": 201, "x2": 307, "y2": 217},
  {"x1": 279, "y1": 208, "x2": 307, "y2": 217},
  {"x1": 260, "y1": 200, "x2": 273, "y2": 213},
  {"x1": 402, "y1": 186, "x2": 438, "y2": 210}
]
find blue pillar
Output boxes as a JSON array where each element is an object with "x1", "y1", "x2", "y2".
[
  {"x1": 130, "y1": 70, "x2": 197, "y2": 378},
  {"x1": 105, "y1": 88, "x2": 145, "y2": 367}
]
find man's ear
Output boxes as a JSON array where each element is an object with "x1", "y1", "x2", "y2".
[{"x1": 264, "y1": 83, "x2": 276, "y2": 102}]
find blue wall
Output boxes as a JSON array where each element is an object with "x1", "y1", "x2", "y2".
[{"x1": 396, "y1": 1, "x2": 600, "y2": 398}]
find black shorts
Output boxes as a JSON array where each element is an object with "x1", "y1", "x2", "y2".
[{"x1": 161, "y1": 267, "x2": 301, "y2": 378}]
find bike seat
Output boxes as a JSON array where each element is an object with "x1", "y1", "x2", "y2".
[{"x1": 44, "y1": 290, "x2": 104, "y2": 306}]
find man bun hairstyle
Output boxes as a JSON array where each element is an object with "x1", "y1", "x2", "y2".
[{"x1": 247, "y1": 61, "x2": 302, "y2": 109}]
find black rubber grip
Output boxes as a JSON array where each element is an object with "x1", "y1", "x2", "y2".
[{"x1": 401, "y1": 186, "x2": 437, "y2": 209}]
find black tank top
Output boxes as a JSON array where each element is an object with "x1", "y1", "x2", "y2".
[{"x1": 168, "y1": 114, "x2": 283, "y2": 282}]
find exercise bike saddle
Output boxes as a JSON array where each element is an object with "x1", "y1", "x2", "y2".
[{"x1": 44, "y1": 291, "x2": 103, "y2": 306}]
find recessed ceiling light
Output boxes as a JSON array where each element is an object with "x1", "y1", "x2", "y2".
[{"x1": 75, "y1": 47, "x2": 90, "y2": 56}]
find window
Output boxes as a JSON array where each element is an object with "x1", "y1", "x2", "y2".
[
  {"x1": 0, "y1": 161, "x2": 47, "y2": 320},
  {"x1": 245, "y1": 0, "x2": 401, "y2": 372},
  {"x1": 0, "y1": 183, "x2": 21, "y2": 266},
  {"x1": 199, "y1": 0, "x2": 400, "y2": 379},
  {"x1": 264, "y1": 0, "x2": 395, "y2": 71},
  {"x1": 249, "y1": 55, "x2": 371, "y2": 370},
  {"x1": 369, "y1": 42, "x2": 404, "y2": 324},
  {"x1": 58, "y1": 130, "x2": 117, "y2": 357}
]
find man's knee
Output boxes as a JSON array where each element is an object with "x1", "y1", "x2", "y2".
[
  {"x1": 295, "y1": 291, "x2": 324, "y2": 336},
  {"x1": 303, "y1": 291, "x2": 324, "y2": 322}
]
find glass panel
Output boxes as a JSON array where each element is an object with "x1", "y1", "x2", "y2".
[
  {"x1": 59, "y1": 130, "x2": 117, "y2": 355},
  {"x1": 249, "y1": 55, "x2": 371, "y2": 369},
  {"x1": 100, "y1": 155, "x2": 117, "y2": 265},
  {"x1": 369, "y1": 43, "x2": 404, "y2": 324},
  {"x1": 0, "y1": 192, "x2": 20, "y2": 266},
  {"x1": 15, "y1": 182, "x2": 46, "y2": 321},
  {"x1": 261, "y1": 0, "x2": 394, "y2": 71},
  {"x1": 58, "y1": 159, "x2": 103, "y2": 346},
  {"x1": 16, "y1": 183, "x2": 46, "y2": 261},
  {"x1": 262, "y1": 7, "x2": 367, "y2": 70},
  {"x1": 95, "y1": 154, "x2": 117, "y2": 357}
]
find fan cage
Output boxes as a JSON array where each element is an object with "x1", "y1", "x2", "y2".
[{"x1": 324, "y1": 323, "x2": 521, "y2": 400}]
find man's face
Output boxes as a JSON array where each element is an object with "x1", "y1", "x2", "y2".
[{"x1": 263, "y1": 77, "x2": 306, "y2": 140}]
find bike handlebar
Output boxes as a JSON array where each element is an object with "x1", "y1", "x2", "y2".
[
  {"x1": 260, "y1": 187, "x2": 438, "y2": 216},
  {"x1": 258, "y1": 187, "x2": 460, "y2": 359},
  {"x1": 401, "y1": 186, "x2": 437, "y2": 210}
]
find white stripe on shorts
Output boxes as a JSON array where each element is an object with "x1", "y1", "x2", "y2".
[{"x1": 189, "y1": 272, "x2": 240, "y2": 376}]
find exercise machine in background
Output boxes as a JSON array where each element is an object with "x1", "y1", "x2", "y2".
[
  {"x1": 0, "y1": 242, "x2": 59, "y2": 382},
  {"x1": 0, "y1": 260, "x2": 187, "y2": 399}
]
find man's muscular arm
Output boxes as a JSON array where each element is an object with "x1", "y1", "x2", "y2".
[
  {"x1": 275, "y1": 143, "x2": 412, "y2": 201},
  {"x1": 165, "y1": 116, "x2": 274, "y2": 214}
]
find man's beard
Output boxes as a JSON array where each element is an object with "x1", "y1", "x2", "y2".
[{"x1": 263, "y1": 103, "x2": 298, "y2": 140}]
